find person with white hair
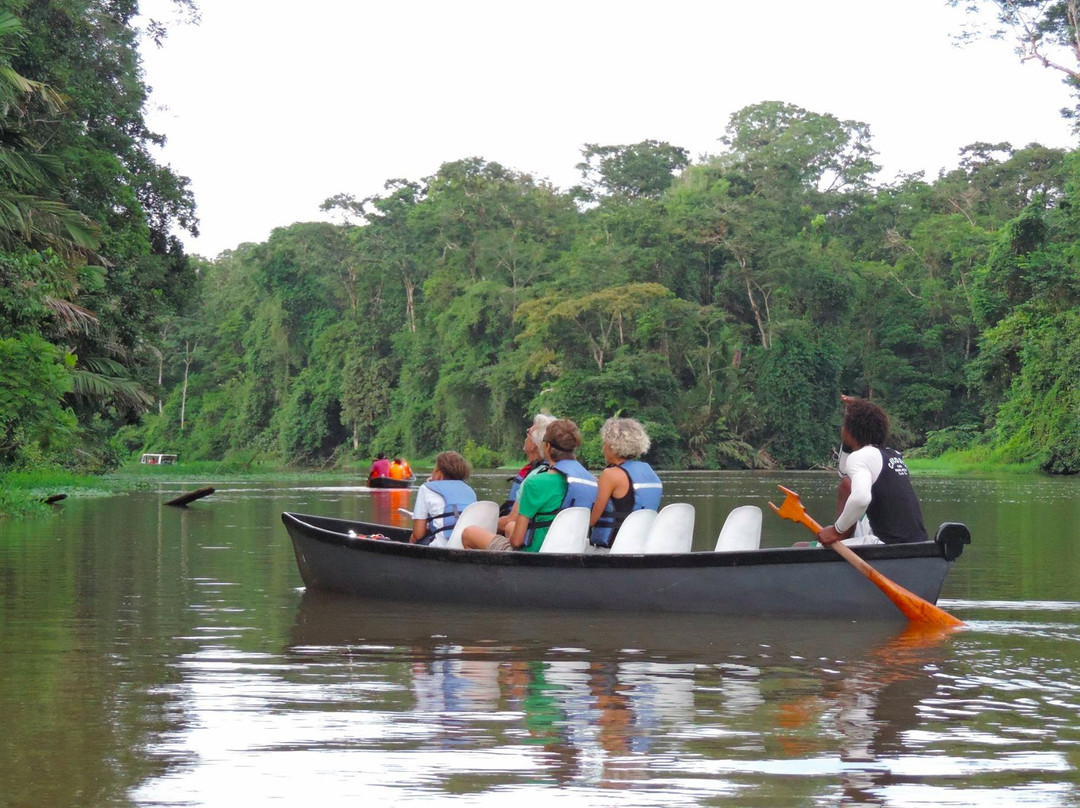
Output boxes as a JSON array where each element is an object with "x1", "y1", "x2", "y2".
[
  {"x1": 589, "y1": 417, "x2": 663, "y2": 549},
  {"x1": 497, "y1": 413, "x2": 556, "y2": 527}
]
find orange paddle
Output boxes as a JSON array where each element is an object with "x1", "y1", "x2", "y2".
[{"x1": 769, "y1": 485, "x2": 963, "y2": 628}]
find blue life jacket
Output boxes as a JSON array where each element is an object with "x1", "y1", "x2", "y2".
[
  {"x1": 418, "y1": 479, "x2": 477, "y2": 545},
  {"x1": 506, "y1": 460, "x2": 549, "y2": 507},
  {"x1": 589, "y1": 460, "x2": 664, "y2": 548},
  {"x1": 524, "y1": 459, "x2": 598, "y2": 547}
]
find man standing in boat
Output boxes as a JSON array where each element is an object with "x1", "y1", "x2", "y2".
[{"x1": 816, "y1": 396, "x2": 928, "y2": 547}]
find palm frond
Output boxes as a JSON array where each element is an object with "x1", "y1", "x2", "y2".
[
  {"x1": 69, "y1": 368, "x2": 154, "y2": 411},
  {"x1": 0, "y1": 191, "x2": 102, "y2": 259},
  {"x1": 78, "y1": 356, "x2": 127, "y2": 376},
  {"x1": 44, "y1": 296, "x2": 98, "y2": 333}
]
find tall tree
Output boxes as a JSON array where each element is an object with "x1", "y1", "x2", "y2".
[
  {"x1": 951, "y1": 0, "x2": 1080, "y2": 124},
  {"x1": 575, "y1": 140, "x2": 690, "y2": 202}
]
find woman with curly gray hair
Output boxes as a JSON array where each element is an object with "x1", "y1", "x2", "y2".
[{"x1": 589, "y1": 418, "x2": 663, "y2": 549}]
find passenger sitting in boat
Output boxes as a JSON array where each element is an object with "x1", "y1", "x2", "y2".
[
  {"x1": 389, "y1": 457, "x2": 408, "y2": 480},
  {"x1": 410, "y1": 451, "x2": 477, "y2": 545},
  {"x1": 369, "y1": 452, "x2": 390, "y2": 480},
  {"x1": 498, "y1": 412, "x2": 556, "y2": 520},
  {"x1": 816, "y1": 396, "x2": 928, "y2": 547},
  {"x1": 463, "y1": 419, "x2": 597, "y2": 552},
  {"x1": 589, "y1": 417, "x2": 663, "y2": 549}
]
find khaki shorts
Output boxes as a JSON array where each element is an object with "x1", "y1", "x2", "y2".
[{"x1": 488, "y1": 534, "x2": 513, "y2": 552}]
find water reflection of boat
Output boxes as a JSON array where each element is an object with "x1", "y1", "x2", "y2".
[
  {"x1": 290, "y1": 592, "x2": 923, "y2": 660},
  {"x1": 282, "y1": 512, "x2": 969, "y2": 620},
  {"x1": 288, "y1": 593, "x2": 951, "y2": 792},
  {"x1": 369, "y1": 488, "x2": 411, "y2": 528}
]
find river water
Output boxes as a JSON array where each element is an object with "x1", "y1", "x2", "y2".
[{"x1": 1, "y1": 471, "x2": 1078, "y2": 806}]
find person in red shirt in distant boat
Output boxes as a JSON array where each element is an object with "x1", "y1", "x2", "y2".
[{"x1": 368, "y1": 452, "x2": 391, "y2": 482}]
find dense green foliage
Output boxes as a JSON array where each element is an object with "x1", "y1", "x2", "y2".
[
  {"x1": 3, "y1": 2, "x2": 1079, "y2": 481},
  {"x1": 0, "y1": 1, "x2": 196, "y2": 472},
  {"x1": 134, "y1": 113, "x2": 1080, "y2": 474}
]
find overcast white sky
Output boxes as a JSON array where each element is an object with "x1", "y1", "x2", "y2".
[{"x1": 137, "y1": 0, "x2": 1079, "y2": 258}]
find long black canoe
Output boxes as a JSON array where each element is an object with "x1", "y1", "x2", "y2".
[
  {"x1": 281, "y1": 512, "x2": 970, "y2": 621},
  {"x1": 367, "y1": 476, "x2": 414, "y2": 489}
]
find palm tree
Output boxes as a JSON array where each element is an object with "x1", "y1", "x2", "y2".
[
  {"x1": 0, "y1": 11, "x2": 151, "y2": 429},
  {"x1": 0, "y1": 10, "x2": 101, "y2": 259}
]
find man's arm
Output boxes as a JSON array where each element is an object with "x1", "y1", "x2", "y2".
[
  {"x1": 818, "y1": 448, "x2": 878, "y2": 544},
  {"x1": 410, "y1": 488, "x2": 431, "y2": 543}
]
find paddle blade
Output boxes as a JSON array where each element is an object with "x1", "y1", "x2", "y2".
[
  {"x1": 768, "y1": 486, "x2": 823, "y2": 533},
  {"x1": 840, "y1": 543, "x2": 964, "y2": 629}
]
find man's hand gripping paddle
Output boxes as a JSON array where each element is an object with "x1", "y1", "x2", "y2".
[{"x1": 769, "y1": 485, "x2": 963, "y2": 628}]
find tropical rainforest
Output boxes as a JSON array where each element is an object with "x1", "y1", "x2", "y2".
[{"x1": 2, "y1": 0, "x2": 1079, "y2": 477}]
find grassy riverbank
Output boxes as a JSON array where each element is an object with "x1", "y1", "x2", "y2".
[
  {"x1": 0, "y1": 461, "x2": 283, "y2": 517},
  {"x1": 0, "y1": 469, "x2": 119, "y2": 518},
  {"x1": 906, "y1": 447, "x2": 1040, "y2": 475}
]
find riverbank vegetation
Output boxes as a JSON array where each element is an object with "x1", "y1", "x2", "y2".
[
  {"x1": 2, "y1": 1, "x2": 1079, "y2": 506},
  {"x1": 131, "y1": 131, "x2": 1079, "y2": 476}
]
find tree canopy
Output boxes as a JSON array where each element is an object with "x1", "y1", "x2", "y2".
[{"x1": 4, "y1": 1, "x2": 1080, "y2": 476}]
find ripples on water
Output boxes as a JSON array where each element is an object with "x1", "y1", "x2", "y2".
[
  {"x1": 125, "y1": 595, "x2": 1080, "y2": 807},
  {"x1": 2, "y1": 475, "x2": 1078, "y2": 806}
]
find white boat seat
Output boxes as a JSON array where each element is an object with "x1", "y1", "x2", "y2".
[
  {"x1": 643, "y1": 503, "x2": 695, "y2": 554},
  {"x1": 714, "y1": 505, "x2": 763, "y2": 552},
  {"x1": 538, "y1": 507, "x2": 591, "y2": 553},
  {"x1": 438, "y1": 500, "x2": 499, "y2": 549},
  {"x1": 608, "y1": 509, "x2": 659, "y2": 554}
]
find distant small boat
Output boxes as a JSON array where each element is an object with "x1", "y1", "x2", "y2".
[
  {"x1": 367, "y1": 475, "x2": 414, "y2": 489},
  {"x1": 281, "y1": 512, "x2": 970, "y2": 621},
  {"x1": 140, "y1": 452, "x2": 178, "y2": 465}
]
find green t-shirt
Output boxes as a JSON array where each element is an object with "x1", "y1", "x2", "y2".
[{"x1": 516, "y1": 469, "x2": 568, "y2": 552}]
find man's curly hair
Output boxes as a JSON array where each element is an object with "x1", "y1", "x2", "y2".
[{"x1": 844, "y1": 399, "x2": 889, "y2": 447}]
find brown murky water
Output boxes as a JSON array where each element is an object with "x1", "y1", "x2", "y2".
[{"x1": 1, "y1": 471, "x2": 1078, "y2": 806}]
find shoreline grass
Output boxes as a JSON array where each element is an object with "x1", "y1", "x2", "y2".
[
  {"x1": 906, "y1": 449, "x2": 1040, "y2": 476},
  {"x1": 0, "y1": 469, "x2": 119, "y2": 518}
]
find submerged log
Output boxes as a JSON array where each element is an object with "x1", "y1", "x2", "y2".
[{"x1": 165, "y1": 486, "x2": 215, "y2": 507}]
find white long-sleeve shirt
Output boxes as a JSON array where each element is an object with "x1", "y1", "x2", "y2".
[{"x1": 835, "y1": 445, "x2": 882, "y2": 534}]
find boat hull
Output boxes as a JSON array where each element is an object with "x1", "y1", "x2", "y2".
[
  {"x1": 367, "y1": 476, "x2": 413, "y2": 489},
  {"x1": 282, "y1": 512, "x2": 961, "y2": 621}
]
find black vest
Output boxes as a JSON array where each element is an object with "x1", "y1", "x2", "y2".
[{"x1": 865, "y1": 448, "x2": 927, "y2": 544}]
